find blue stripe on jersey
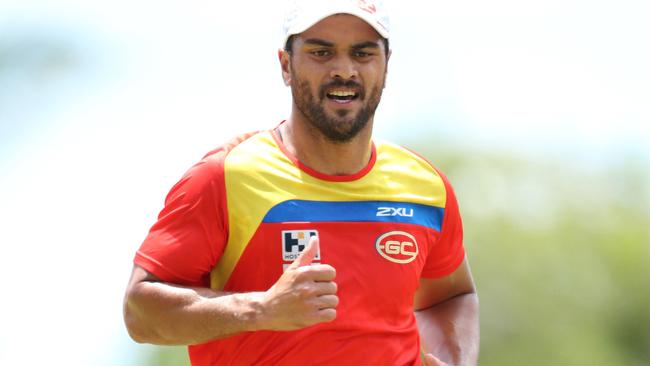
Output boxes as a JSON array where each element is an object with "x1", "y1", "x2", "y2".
[{"x1": 262, "y1": 200, "x2": 444, "y2": 232}]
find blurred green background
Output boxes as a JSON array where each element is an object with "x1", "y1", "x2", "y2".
[
  {"x1": 1, "y1": 1, "x2": 648, "y2": 365},
  {"x1": 430, "y1": 146, "x2": 650, "y2": 366}
]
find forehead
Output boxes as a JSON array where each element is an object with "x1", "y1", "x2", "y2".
[{"x1": 296, "y1": 14, "x2": 383, "y2": 46}]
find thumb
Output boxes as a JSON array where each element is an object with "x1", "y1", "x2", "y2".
[{"x1": 288, "y1": 235, "x2": 319, "y2": 269}]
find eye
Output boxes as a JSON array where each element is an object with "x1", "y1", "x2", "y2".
[
  {"x1": 310, "y1": 49, "x2": 332, "y2": 57},
  {"x1": 353, "y1": 50, "x2": 373, "y2": 58}
]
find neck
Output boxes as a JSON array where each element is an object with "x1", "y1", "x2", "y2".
[{"x1": 279, "y1": 111, "x2": 374, "y2": 176}]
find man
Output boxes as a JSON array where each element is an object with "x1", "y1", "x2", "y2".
[{"x1": 123, "y1": 0, "x2": 479, "y2": 365}]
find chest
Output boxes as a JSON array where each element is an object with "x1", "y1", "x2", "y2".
[{"x1": 225, "y1": 218, "x2": 435, "y2": 314}]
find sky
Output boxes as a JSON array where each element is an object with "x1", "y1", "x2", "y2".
[{"x1": 0, "y1": 0, "x2": 649, "y2": 364}]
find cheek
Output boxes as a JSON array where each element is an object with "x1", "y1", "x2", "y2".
[
  {"x1": 365, "y1": 65, "x2": 387, "y2": 85},
  {"x1": 291, "y1": 75, "x2": 318, "y2": 103},
  {"x1": 296, "y1": 75, "x2": 323, "y2": 99},
  {"x1": 294, "y1": 61, "x2": 327, "y2": 83}
]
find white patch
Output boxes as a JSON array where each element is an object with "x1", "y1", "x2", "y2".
[{"x1": 281, "y1": 230, "x2": 320, "y2": 271}]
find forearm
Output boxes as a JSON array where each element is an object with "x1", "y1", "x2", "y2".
[
  {"x1": 124, "y1": 281, "x2": 265, "y2": 345},
  {"x1": 415, "y1": 292, "x2": 480, "y2": 366}
]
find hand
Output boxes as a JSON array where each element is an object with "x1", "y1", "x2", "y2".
[
  {"x1": 423, "y1": 353, "x2": 450, "y2": 366},
  {"x1": 258, "y1": 236, "x2": 338, "y2": 331}
]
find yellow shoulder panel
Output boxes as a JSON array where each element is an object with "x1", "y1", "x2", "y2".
[{"x1": 210, "y1": 132, "x2": 446, "y2": 290}]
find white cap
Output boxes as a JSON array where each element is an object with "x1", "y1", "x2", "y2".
[{"x1": 282, "y1": 0, "x2": 390, "y2": 46}]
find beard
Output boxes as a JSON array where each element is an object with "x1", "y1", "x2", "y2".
[{"x1": 291, "y1": 72, "x2": 384, "y2": 143}]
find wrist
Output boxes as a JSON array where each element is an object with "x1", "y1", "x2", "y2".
[{"x1": 235, "y1": 291, "x2": 269, "y2": 332}]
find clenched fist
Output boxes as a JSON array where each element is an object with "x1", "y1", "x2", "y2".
[{"x1": 258, "y1": 236, "x2": 339, "y2": 330}]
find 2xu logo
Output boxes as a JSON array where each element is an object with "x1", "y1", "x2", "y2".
[
  {"x1": 376, "y1": 207, "x2": 414, "y2": 217},
  {"x1": 376, "y1": 231, "x2": 418, "y2": 264}
]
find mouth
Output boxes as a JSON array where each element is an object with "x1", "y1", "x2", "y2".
[{"x1": 326, "y1": 89, "x2": 360, "y2": 104}]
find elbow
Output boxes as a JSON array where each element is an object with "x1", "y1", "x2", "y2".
[
  {"x1": 123, "y1": 289, "x2": 166, "y2": 344},
  {"x1": 123, "y1": 266, "x2": 174, "y2": 344},
  {"x1": 126, "y1": 325, "x2": 149, "y2": 344},
  {"x1": 123, "y1": 301, "x2": 153, "y2": 344},
  {"x1": 123, "y1": 293, "x2": 183, "y2": 345},
  {"x1": 124, "y1": 312, "x2": 179, "y2": 345}
]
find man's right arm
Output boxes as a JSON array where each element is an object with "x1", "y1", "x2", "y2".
[{"x1": 123, "y1": 237, "x2": 337, "y2": 346}]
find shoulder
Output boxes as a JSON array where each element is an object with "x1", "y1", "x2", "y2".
[
  {"x1": 374, "y1": 139, "x2": 450, "y2": 182},
  {"x1": 191, "y1": 130, "x2": 265, "y2": 176},
  {"x1": 200, "y1": 130, "x2": 263, "y2": 165},
  {"x1": 165, "y1": 130, "x2": 264, "y2": 201},
  {"x1": 373, "y1": 139, "x2": 457, "y2": 206}
]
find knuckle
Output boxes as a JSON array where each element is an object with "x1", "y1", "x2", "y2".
[
  {"x1": 325, "y1": 268, "x2": 336, "y2": 281},
  {"x1": 329, "y1": 266, "x2": 336, "y2": 279},
  {"x1": 324, "y1": 295, "x2": 339, "y2": 308},
  {"x1": 296, "y1": 285, "x2": 314, "y2": 298},
  {"x1": 332, "y1": 295, "x2": 340, "y2": 307},
  {"x1": 322, "y1": 309, "x2": 337, "y2": 322},
  {"x1": 320, "y1": 265, "x2": 336, "y2": 278},
  {"x1": 317, "y1": 295, "x2": 338, "y2": 309},
  {"x1": 293, "y1": 268, "x2": 311, "y2": 281}
]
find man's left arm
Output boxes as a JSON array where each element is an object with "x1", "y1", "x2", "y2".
[{"x1": 414, "y1": 257, "x2": 479, "y2": 366}]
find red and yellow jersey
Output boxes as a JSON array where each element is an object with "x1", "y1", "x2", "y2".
[{"x1": 135, "y1": 126, "x2": 465, "y2": 366}]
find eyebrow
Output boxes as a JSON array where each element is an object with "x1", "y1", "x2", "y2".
[
  {"x1": 351, "y1": 41, "x2": 380, "y2": 49},
  {"x1": 302, "y1": 39, "x2": 380, "y2": 50},
  {"x1": 303, "y1": 38, "x2": 335, "y2": 47}
]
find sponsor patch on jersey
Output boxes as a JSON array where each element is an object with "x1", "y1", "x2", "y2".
[
  {"x1": 376, "y1": 231, "x2": 418, "y2": 264},
  {"x1": 376, "y1": 206, "x2": 414, "y2": 217},
  {"x1": 282, "y1": 230, "x2": 319, "y2": 271}
]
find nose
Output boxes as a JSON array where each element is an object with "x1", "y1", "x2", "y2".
[{"x1": 329, "y1": 54, "x2": 359, "y2": 80}]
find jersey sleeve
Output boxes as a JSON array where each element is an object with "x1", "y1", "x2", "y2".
[
  {"x1": 421, "y1": 169, "x2": 466, "y2": 278},
  {"x1": 134, "y1": 152, "x2": 229, "y2": 287}
]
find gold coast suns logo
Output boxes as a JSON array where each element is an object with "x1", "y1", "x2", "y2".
[{"x1": 375, "y1": 231, "x2": 418, "y2": 264}]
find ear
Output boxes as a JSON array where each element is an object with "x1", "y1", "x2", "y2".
[{"x1": 278, "y1": 48, "x2": 292, "y2": 86}]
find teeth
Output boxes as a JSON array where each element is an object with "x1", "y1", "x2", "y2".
[{"x1": 328, "y1": 90, "x2": 356, "y2": 97}]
